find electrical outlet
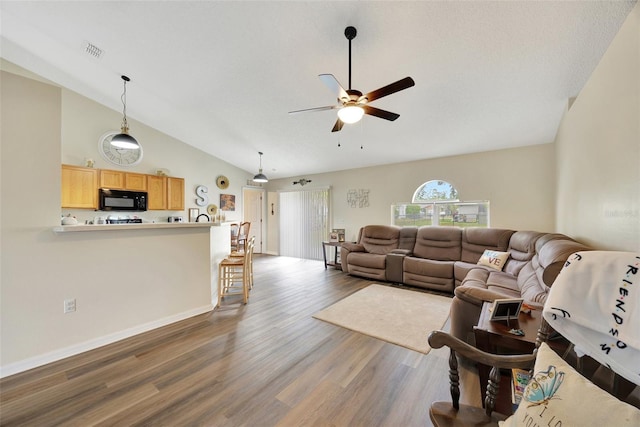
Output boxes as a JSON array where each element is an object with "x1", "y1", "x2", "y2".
[{"x1": 64, "y1": 298, "x2": 76, "y2": 313}]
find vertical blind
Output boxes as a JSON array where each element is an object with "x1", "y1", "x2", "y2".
[{"x1": 279, "y1": 188, "x2": 330, "y2": 260}]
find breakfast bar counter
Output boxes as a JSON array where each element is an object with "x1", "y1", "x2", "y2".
[{"x1": 53, "y1": 222, "x2": 225, "y2": 233}]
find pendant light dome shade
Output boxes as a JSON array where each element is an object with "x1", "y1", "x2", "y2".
[
  {"x1": 111, "y1": 75, "x2": 140, "y2": 150},
  {"x1": 253, "y1": 151, "x2": 268, "y2": 183},
  {"x1": 111, "y1": 130, "x2": 139, "y2": 149}
]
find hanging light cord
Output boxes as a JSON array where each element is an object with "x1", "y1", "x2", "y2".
[{"x1": 120, "y1": 76, "x2": 130, "y2": 131}]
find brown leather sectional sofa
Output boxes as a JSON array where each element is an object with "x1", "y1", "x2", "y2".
[{"x1": 340, "y1": 225, "x2": 590, "y2": 343}]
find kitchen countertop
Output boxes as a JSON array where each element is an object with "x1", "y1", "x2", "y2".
[{"x1": 53, "y1": 222, "x2": 228, "y2": 233}]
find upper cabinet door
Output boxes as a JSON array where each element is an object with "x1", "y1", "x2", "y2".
[
  {"x1": 147, "y1": 175, "x2": 167, "y2": 210},
  {"x1": 61, "y1": 165, "x2": 98, "y2": 209},
  {"x1": 99, "y1": 170, "x2": 124, "y2": 189},
  {"x1": 124, "y1": 173, "x2": 147, "y2": 191},
  {"x1": 167, "y1": 177, "x2": 185, "y2": 211}
]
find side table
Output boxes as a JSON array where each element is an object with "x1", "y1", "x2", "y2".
[
  {"x1": 473, "y1": 301, "x2": 542, "y2": 415},
  {"x1": 322, "y1": 241, "x2": 343, "y2": 270}
]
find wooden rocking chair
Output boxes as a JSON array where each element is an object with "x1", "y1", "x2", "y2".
[{"x1": 428, "y1": 318, "x2": 640, "y2": 427}]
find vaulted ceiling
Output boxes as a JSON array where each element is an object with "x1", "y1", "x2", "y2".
[{"x1": 1, "y1": 1, "x2": 635, "y2": 179}]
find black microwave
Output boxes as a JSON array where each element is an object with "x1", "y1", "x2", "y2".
[{"x1": 99, "y1": 189, "x2": 147, "y2": 211}]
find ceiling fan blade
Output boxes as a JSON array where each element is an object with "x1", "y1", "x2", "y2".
[
  {"x1": 362, "y1": 105, "x2": 400, "y2": 121},
  {"x1": 288, "y1": 105, "x2": 337, "y2": 115},
  {"x1": 319, "y1": 74, "x2": 349, "y2": 101},
  {"x1": 331, "y1": 118, "x2": 345, "y2": 132},
  {"x1": 364, "y1": 77, "x2": 415, "y2": 103}
]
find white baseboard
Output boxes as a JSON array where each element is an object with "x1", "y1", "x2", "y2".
[{"x1": 0, "y1": 304, "x2": 214, "y2": 378}]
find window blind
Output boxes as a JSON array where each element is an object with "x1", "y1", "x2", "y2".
[{"x1": 279, "y1": 188, "x2": 330, "y2": 260}]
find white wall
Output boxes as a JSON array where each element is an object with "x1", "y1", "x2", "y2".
[
  {"x1": 0, "y1": 68, "x2": 243, "y2": 375},
  {"x1": 266, "y1": 143, "x2": 556, "y2": 248},
  {"x1": 555, "y1": 3, "x2": 640, "y2": 252}
]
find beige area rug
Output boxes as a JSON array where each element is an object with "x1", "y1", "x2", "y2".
[{"x1": 313, "y1": 284, "x2": 451, "y2": 354}]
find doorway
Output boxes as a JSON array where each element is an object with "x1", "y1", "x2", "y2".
[{"x1": 243, "y1": 187, "x2": 265, "y2": 253}]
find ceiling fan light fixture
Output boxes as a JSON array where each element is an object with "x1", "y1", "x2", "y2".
[
  {"x1": 337, "y1": 105, "x2": 364, "y2": 124},
  {"x1": 253, "y1": 151, "x2": 268, "y2": 183},
  {"x1": 111, "y1": 75, "x2": 140, "y2": 150}
]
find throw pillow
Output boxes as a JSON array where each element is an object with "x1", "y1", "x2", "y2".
[
  {"x1": 477, "y1": 250, "x2": 510, "y2": 271},
  {"x1": 499, "y1": 343, "x2": 640, "y2": 426}
]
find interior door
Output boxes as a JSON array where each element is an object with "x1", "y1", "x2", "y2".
[{"x1": 243, "y1": 187, "x2": 264, "y2": 253}]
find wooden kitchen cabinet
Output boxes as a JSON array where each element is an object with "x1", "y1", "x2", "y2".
[
  {"x1": 61, "y1": 165, "x2": 98, "y2": 209},
  {"x1": 62, "y1": 165, "x2": 183, "y2": 211},
  {"x1": 167, "y1": 177, "x2": 185, "y2": 210},
  {"x1": 100, "y1": 170, "x2": 147, "y2": 191},
  {"x1": 147, "y1": 175, "x2": 167, "y2": 210},
  {"x1": 124, "y1": 172, "x2": 147, "y2": 191},
  {"x1": 99, "y1": 169, "x2": 124, "y2": 189}
]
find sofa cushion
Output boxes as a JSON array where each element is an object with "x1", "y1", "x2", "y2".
[
  {"x1": 477, "y1": 250, "x2": 510, "y2": 271},
  {"x1": 412, "y1": 226, "x2": 462, "y2": 260},
  {"x1": 347, "y1": 252, "x2": 388, "y2": 281},
  {"x1": 516, "y1": 235, "x2": 591, "y2": 305},
  {"x1": 503, "y1": 230, "x2": 545, "y2": 276},
  {"x1": 403, "y1": 257, "x2": 455, "y2": 291},
  {"x1": 348, "y1": 252, "x2": 387, "y2": 269},
  {"x1": 398, "y1": 226, "x2": 418, "y2": 252},
  {"x1": 461, "y1": 228, "x2": 514, "y2": 263},
  {"x1": 404, "y1": 257, "x2": 454, "y2": 278},
  {"x1": 455, "y1": 269, "x2": 520, "y2": 305},
  {"x1": 360, "y1": 225, "x2": 401, "y2": 255}
]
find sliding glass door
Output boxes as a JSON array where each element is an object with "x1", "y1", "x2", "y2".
[{"x1": 279, "y1": 188, "x2": 330, "y2": 260}]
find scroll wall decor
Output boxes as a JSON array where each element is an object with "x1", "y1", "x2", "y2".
[{"x1": 347, "y1": 189, "x2": 370, "y2": 208}]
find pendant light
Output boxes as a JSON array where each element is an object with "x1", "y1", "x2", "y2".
[
  {"x1": 111, "y1": 75, "x2": 140, "y2": 149},
  {"x1": 253, "y1": 151, "x2": 268, "y2": 183}
]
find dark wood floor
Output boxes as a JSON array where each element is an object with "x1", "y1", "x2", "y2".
[{"x1": 0, "y1": 255, "x2": 480, "y2": 426}]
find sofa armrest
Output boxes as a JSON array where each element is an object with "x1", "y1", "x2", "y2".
[
  {"x1": 341, "y1": 242, "x2": 365, "y2": 252},
  {"x1": 340, "y1": 242, "x2": 365, "y2": 272}
]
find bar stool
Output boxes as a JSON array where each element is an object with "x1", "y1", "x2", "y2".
[
  {"x1": 217, "y1": 238, "x2": 254, "y2": 307},
  {"x1": 229, "y1": 236, "x2": 255, "y2": 289},
  {"x1": 237, "y1": 221, "x2": 251, "y2": 252}
]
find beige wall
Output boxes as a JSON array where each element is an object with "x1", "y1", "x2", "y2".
[
  {"x1": 266, "y1": 143, "x2": 556, "y2": 250},
  {"x1": 555, "y1": 3, "x2": 639, "y2": 252},
  {"x1": 0, "y1": 69, "x2": 243, "y2": 376}
]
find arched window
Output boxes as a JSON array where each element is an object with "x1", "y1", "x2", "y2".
[
  {"x1": 392, "y1": 180, "x2": 489, "y2": 227},
  {"x1": 412, "y1": 180, "x2": 458, "y2": 203}
]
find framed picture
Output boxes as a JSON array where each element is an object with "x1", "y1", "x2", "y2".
[
  {"x1": 490, "y1": 298, "x2": 523, "y2": 321},
  {"x1": 332, "y1": 228, "x2": 346, "y2": 242},
  {"x1": 220, "y1": 194, "x2": 236, "y2": 211},
  {"x1": 329, "y1": 231, "x2": 339, "y2": 242}
]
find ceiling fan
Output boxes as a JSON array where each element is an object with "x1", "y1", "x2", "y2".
[{"x1": 289, "y1": 26, "x2": 415, "y2": 132}]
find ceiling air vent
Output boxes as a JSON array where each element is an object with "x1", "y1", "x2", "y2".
[{"x1": 83, "y1": 40, "x2": 104, "y2": 59}]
